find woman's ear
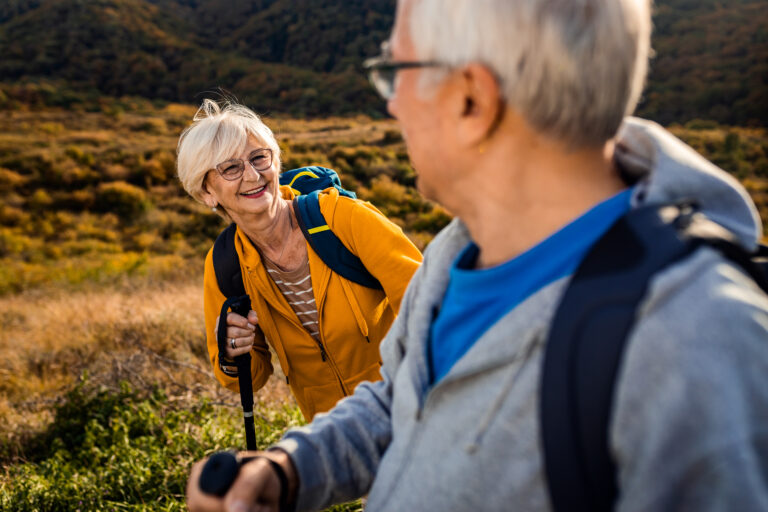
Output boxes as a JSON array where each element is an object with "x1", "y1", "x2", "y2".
[{"x1": 199, "y1": 177, "x2": 218, "y2": 209}]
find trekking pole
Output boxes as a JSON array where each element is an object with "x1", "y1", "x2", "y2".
[{"x1": 217, "y1": 295, "x2": 257, "y2": 450}]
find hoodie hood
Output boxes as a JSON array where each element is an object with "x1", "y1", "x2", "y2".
[{"x1": 615, "y1": 117, "x2": 762, "y2": 251}]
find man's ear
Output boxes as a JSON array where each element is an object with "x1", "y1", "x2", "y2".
[{"x1": 455, "y1": 63, "x2": 504, "y2": 147}]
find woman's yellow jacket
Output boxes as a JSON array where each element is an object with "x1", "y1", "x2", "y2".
[{"x1": 203, "y1": 186, "x2": 423, "y2": 419}]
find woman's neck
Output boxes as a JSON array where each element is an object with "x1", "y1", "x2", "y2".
[{"x1": 239, "y1": 200, "x2": 304, "y2": 271}]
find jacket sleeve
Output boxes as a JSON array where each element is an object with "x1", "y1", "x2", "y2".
[
  {"x1": 203, "y1": 248, "x2": 273, "y2": 393},
  {"x1": 272, "y1": 255, "x2": 422, "y2": 510},
  {"x1": 329, "y1": 195, "x2": 423, "y2": 313},
  {"x1": 612, "y1": 249, "x2": 768, "y2": 512}
]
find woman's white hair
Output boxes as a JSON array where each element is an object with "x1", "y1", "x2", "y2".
[
  {"x1": 407, "y1": 0, "x2": 652, "y2": 147},
  {"x1": 176, "y1": 99, "x2": 281, "y2": 203}
]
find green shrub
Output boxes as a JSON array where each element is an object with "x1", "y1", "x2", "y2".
[
  {"x1": 129, "y1": 118, "x2": 167, "y2": 135},
  {"x1": 0, "y1": 382, "x2": 241, "y2": 510},
  {"x1": 65, "y1": 146, "x2": 95, "y2": 167},
  {"x1": 684, "y1": 119, "x2": 720, "y2": 131},
  {"x1": 410, "y1": 206, "x2": 453, "y2": 233},
  {"x1": 95, "y1": 181, "x2": 151, "y2": 220},
  {"x1": 52, "y1": 188, "x2": 96, "y2": 210},
  {"x1": 0, "y1": 381, "x2": 361, "y2": 511},
  {"x1": 0, "y1": 229, "x2": 34, "y2": 257},
  {"x1": 0, "y1": 205, "x2": 26, "y2": 226},
  {"x1": 0, "y1": 168, "x2": 26, "y2": 192},
  {"x1": 380, "y1": 129, "x2": 402, "y2": 145}
]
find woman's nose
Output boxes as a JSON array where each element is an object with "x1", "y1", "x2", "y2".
[{"x1": 243, "y1": 160, "x2": 262, "y2": 179}]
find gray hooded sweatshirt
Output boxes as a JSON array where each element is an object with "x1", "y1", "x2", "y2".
[{"x1": 275, "y1": 118, "x2": 768, "y2": 511}]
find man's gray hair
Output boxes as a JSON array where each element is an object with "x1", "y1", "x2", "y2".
[{"x1": 407, "y1": 0, "x2": 652, "y2": 147}]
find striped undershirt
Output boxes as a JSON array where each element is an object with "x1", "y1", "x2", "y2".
[{"x1": 262, "y1": 254, "x2": 320, "y2": 341}]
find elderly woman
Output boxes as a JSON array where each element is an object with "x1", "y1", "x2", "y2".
[{"x1": 176, "y1": 100, "x2": 422, "y2": 420}]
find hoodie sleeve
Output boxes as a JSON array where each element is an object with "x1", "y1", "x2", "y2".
[
  {"x1": 274, "y1": 369, "x2": 395, "y2": 509},
  {"x1": 611, "y1": 247, "x2": 768, "y2": 512}
]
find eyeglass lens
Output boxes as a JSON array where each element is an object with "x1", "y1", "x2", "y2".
[
  {"x1": 370, "y1": 67, "x2": 396, "y2": 100},
  {"x1": 216, "y1": 149, "x2": 272, "y2": 180},
  {"x1": 366, "y1": 41, "x2": 396, "y2": 100}
]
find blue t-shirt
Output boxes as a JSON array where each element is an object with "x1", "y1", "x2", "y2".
[{"x1": 428, "y1": 188, "x2": 634, "y2": 384}]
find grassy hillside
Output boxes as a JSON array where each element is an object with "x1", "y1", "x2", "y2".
[
  {"x1": 0, "y1": 98, "x2": 448, "y2": 295},
  {"x1": 0, "y1": 0, "x2": 765, "y2": 124},
  {"x1": 0, "y1": 100, "x2": 766, "y2": 297}
]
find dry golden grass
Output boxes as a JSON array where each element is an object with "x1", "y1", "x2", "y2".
[{"x1": 0, "y1": 277, "x2": 292, "y2": 457}]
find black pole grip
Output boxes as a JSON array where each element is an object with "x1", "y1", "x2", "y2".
[
  {"x1": 199, "y1": 451, "x2": 240, "y2": 497},
  {"x1": 199, "y1": 452, "x2": 289, "y2": 511},
  {"x1": 199, "y1": 452, "x2": 264, "y2": 496}
]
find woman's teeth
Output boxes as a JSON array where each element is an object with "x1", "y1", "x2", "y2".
[{"x1": 241, "y1": 186, "x2": 266, "y2": 196}]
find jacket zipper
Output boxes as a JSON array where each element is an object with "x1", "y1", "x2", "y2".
[
  {"x1": 313, "y1": 337, "x2": 328, "y2": 361},
  {"x1": 317, "y1": 328, "x2": 348, "y2": 394},
  {"x1": 312, "y1": 268, "x2": 349, "y2": 394}
]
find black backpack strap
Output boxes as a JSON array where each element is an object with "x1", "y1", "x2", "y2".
[
  {"x1": 691, "y1": 239, "x2": 768, "y2": 293},
  {"x1": 212, "y1": 223, "x2": 246, "y2": 298},
  {"x1": 293, "y1": 191, "x2": 383, "y2": 290},
  {"x1": 540, "y1": 204, "x2": 700, "y2": 512},
  {"x1": 541, "y1": 203, "x2": 768, "y2": 511},
  {"x1": 211, "y1": 223, "x2": 257, "y2": 450},
  {"x1": 753, "y1": 244, "x2": 768, "y2": 289}
]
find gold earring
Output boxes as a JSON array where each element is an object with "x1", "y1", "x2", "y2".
[{"x1": 478, "y1": 142, "x2": 487, "y2": 155}]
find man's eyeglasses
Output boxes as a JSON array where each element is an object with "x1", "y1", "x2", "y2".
[
  {"x1": 363, "y1": 42, "x2": 447, "y2": 100},
  {"x1": 212, "y1": 148, "x2": 273, "y2": 181}
]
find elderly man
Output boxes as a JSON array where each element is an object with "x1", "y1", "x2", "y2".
[{"x1": 187, "y1": 0, "x2": 768, "y2": 510}]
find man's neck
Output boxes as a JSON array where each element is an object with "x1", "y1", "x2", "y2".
[{"x1": 451, "y1": 137, "x2": 625, "y2": 269}]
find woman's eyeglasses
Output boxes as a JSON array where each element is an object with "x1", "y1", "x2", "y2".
[
  {"x1": 363, "y1": 42, "x2": 447, "y2": 100},
  {"x1": 213, "y1": 148, "x2": 273, "y2": 181}
]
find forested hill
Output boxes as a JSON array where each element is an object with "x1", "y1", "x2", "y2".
[{"x1": 0, "y1": 0, "x2": 765, "y2": 125}]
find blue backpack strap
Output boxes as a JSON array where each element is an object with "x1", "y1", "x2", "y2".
[
  {"x1": 541, "y1": 203, "x2": 768, "y2": 512},
  {"x1": 293, "y1": 190, "x2": 383, "y2": 290}
]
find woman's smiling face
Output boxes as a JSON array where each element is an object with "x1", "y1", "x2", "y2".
[{"x1": 201, "y1": 136, "x2": 282, "y2": 225}]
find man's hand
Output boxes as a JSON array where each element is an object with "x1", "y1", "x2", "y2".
[{"x1": 187, "y1": 450, "x2": 298, "y2": 512}]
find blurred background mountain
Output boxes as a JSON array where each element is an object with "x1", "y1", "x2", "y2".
[{"x1": 0, "y1": 0, "x2": 766, "y2": 124}]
